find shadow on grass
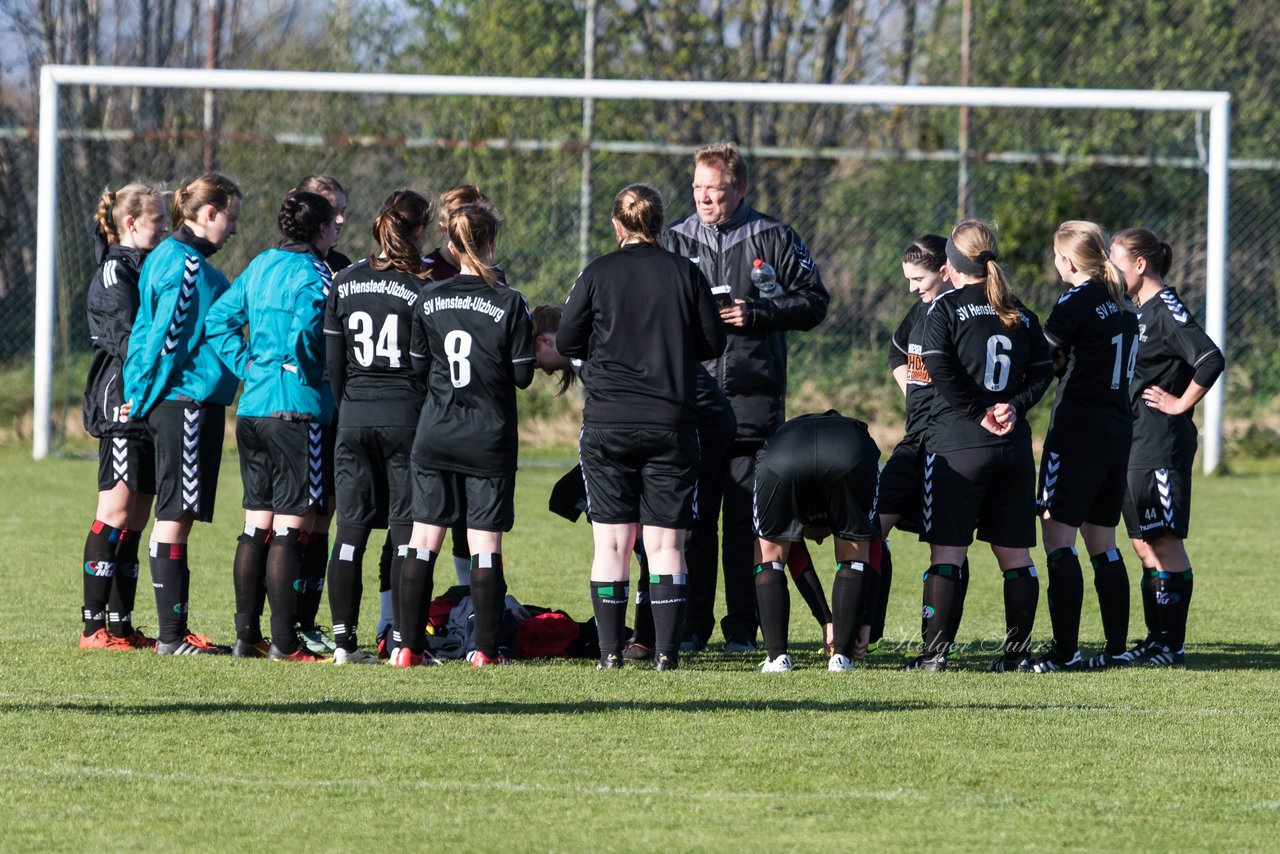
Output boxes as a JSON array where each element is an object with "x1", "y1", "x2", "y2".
[
  {"x1": 856, "y1": 640, "x2": 1280, "y2": 672},
  {"x1": 44, "y1": 697, "x2": 1119, "y2": 716},
  {"x1": 1166, "y1": 642, "x2": 1280, "y2": 670}
]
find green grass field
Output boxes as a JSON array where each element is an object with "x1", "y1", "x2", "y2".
[{"x1": 2, "y1": 443, "x2": 1278, "y2": 851}]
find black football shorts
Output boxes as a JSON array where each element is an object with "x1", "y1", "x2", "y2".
[
  {"x1": 334, "y1": 424, "x2": 415, "y2": 528},
  {"x1": 921, "y1": 442, "x2": 1036, "y2": 548},
  {"x1": 1123, "y1": 467, "x2": 1192, "y2": 541},
  {"x1": 1037, "y1": 449, "x2": 1126, "y2": 528},
  {"x1": 96, "y1": 435, "x2": 156, "y2": 494},
  {"x1": 578, "y1": 426, "x2": 699, "y2": 528},
  {"x1": 148, "y1": 400, "x2": 225, "y2": 523},
  {"x1": 236, "y1": 417, "x2": 326, "y2": 516}
]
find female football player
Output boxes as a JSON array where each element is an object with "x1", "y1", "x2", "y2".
[
  {"x1": 557, "y1": 184, "x2": 726, "y2": 671},
  {"x1": 1032, "y1": 221, "x2": 1139, "y2": 672},
  {"x1": 79, "y1": 182, "x2": 168, "y2": 651},
  {"x1": 206, "y1": 190, "x2": 337, "y2": 662},
  {"x1": 913, "y1": 219, "x2": 1053, "y2": 672},
  {"x1": 1110, "y1": 227, "x2": 1223, "y2": 667},
  {"x1": 394, "y1": 203, "x2": 535, "y2": 668},
  {"x1": 422, "y1": 184, "x2": 507, "y2": 586},
  {"x1": 752, "y1": 411, "x2": 881, "y2": 672},
  {"x1": 876, "y1": 235, "x2": 960, "y2": 658},
  {"x1": 290, "y1": 175, "x2": 353, "y2": 653},
  {"x1": 531, "y1": 303, "x2": 738, "y2": 664},
  {"x1": 122, "y1": 173, "x2": 243, "y2": 655},
  {"x1": 295, "y1": 175, "x2": 352, "y2": 273},
  {"x1": 323, "y1": 189, "x2": 434, "y2": 664}
]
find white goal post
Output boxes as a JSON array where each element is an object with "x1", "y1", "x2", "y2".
[{"x1": 34, "y1": 65, "x2": 1230, "y2": 471}]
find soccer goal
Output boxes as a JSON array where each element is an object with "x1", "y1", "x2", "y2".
[{"x1": 32, "y1": 65, "x2": 1230, "y2": 470}]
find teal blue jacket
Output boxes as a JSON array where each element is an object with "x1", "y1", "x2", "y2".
[
  {"x1": 205, "y1": 244, "x2": 331, "y2": 419},
  {"x1": 123, "y1": 231, "x2": 239, "y2": 419}
]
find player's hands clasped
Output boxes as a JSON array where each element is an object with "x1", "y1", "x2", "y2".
[{"x1": 981, "y1": 403, "x2": 1015, "y2": 436}]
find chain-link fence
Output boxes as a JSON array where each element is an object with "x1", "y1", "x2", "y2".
[{"x1": 1, "y1": 78, "x2": 1276, "y2": 458}]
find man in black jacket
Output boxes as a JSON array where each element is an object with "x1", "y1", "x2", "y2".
[{"x1": 662, "y1": 142, "x2": 829, "y2": 651}]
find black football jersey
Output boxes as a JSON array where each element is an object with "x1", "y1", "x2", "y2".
[
  {"x1": 1128, "y1": 286, "x2": 1224, "y2": 470},
  {"x1": 888, "y1": 298, "x2": 938, "y2": 446},
  {"x1": 1042, "y1": 280, "x2": 1139, "y2": 465},
  {"x1": 921, "y1": 285, "x2": 1053, "y2": 452},
  {"x1": 324, "y1": 260, "x2": 426, "y2": 428},
  {"x1": 409, "y1": 275, "x2": 535, "y2": 476}
]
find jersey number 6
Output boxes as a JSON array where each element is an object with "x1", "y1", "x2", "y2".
[{"x1": 983, "y1": 334, "x2": 1013, "y2": 392}]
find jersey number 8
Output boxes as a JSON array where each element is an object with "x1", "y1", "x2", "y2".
[{"x1": 444, "y1": 330, "x2": 472, "y2": 388}]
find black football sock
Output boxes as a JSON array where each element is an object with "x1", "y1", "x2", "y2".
[
  {"x1": 1139, "y1": 566, "x2": 1159, "y2": 641},
  {"x1": 1002, "y1": 566, "x2": 1040, "y2": 660},
  {"x1": 397, "y1": 547, "x2": 436, "y2": 655},
  {"x1": 631, "y1": 545, "x2": 654, "y2": 646},
  {"x1": 296, "y1": 531, "x2": 328, "y2": 632},
  {"x1": 469, "y1": 553, "x2": 506, "y2": 659},
  {"x1": 867, "y1": 538, "x2": 893, "y2": 644},
  {"x1": 149, "y1": 540, "x2": 189, "y2": 644},
  {"x1": 388, "y1": 544, "x2": 407, "y2": 650},
  {"x1": 1155, "y1": 568, "x2": 1194, "y2": 651},
  {"x1": 1045, "y1": 547, "x2": 1084, "y2": 658},
  {"x1": 831, "y1": 560, "x2": 868, "y2": 658},
  {"x1": 947, "y1": 558, "x2": 971, "y2": 649},
  {"x1": 632, "y1": 575, "x2": 655, "y2": 647},
  {"x1": 450, "y1": 522, "x2": 471, "y2": 584},
  {"x1": 590, "y1": 581, "x2": 629, "y2": 658},
  {"x1": 787, "y1": 544, "x2": 832, "y2": 627},
  {"x1": 921, "y1": 563, "x2": 962, "y2": 657},
  {"x1": 379, "y1": 531, "x2": 397, "y2": 593},
  {"x1": 754, "y1": 562, "x2": 789, "y2": 659},
  {"x1": 266, "y1": 528, "x2": 305, "y2": 654},
  {"x1": 858, "y1": 540, "x2": 884, "y2": 631},
  {"x1": 649, "y1": 573, "x2": 688, "y2": 657},
  {"x1": 328, "y1": 523, "x2": 370, "y2": 652},
  {"x1": 107, "y1": 528, "x2": 142, "y2": 637},
  {"x1": 232, "y1": 526, "x2": 271, "y2": 643},
  {"x1": 381, "y1": 525, "x2": 410, "y2": 643},
  {"x1": 1090, "y1": 549, "x2": 1130, "y2": 655},
  {"x1": 82, "y1": 520, "x2": 121, "y2": 634}
]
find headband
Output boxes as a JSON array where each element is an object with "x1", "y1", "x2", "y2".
[{"x1": 945, "y1": 237, "x2": 997, "y2": 277}]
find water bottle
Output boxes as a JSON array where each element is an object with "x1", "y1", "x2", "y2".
[{"x1": 751, "y1": 258, "x2": 780, "y2": 298}]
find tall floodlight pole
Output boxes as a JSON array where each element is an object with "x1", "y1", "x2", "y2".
[
  {"x1": 203, "y1": 0, "x2": 221, "y2": 171},
  {"x1": 956, "y1": 0, "x2": 972, "y2": 220},
  {"x1": 578, "y1": 0, "x2": 598, "y2": 271}
]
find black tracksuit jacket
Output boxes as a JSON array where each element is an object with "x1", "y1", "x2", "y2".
[{"x1": 662, "y1": 202, "x2": 828, "y2": 442}]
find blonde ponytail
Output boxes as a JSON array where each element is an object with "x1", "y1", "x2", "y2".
[
  {"x1": 94, "y1": 183, "x2": 164, "y2": 246},
  {"x1": 1054, "y1": 220, "x2": 1128, "y2": 312},
  {"x1": 951, "y1": 219, "x2": 1021, "y2": 329}
]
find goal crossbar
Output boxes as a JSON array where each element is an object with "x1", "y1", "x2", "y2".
[{"x1": 34, "y1": 65, "x2": 1230, "y2": 471}]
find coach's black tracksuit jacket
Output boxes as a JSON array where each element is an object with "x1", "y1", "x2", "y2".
[{"x1": 662, "y1": 202, "x2": 828, "y2": 442}]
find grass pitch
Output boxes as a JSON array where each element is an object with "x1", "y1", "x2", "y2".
[{"x1": 1, "y1": 444, "x2": 1278, "y2": 851}]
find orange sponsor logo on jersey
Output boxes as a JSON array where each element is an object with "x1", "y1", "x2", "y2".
[{"x1": 906, "y1": 352, "x2": 931, "y2": 385}]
